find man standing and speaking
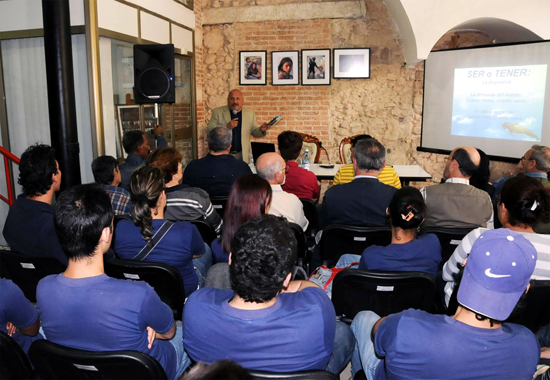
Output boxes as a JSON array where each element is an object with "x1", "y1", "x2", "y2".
[{"x1": 208, "y1": 89, "x2": 269, "y2": 161}]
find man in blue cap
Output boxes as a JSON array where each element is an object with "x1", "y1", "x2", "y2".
[{"x1": 350, "y1": 229, "x2": 540, "y2": 380}]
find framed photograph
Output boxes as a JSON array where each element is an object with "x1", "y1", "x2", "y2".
[
  {"x1": 333, "y1": 48, "x2": 371, "y2": 79},
  {"x1": 302, "y1": 49, "x2": 331, "y2": 86},
  {"x1": 239, "y1": 51, "x2": 267, "y2": 85},
  {"x1": 272, "y1": 51, "x2": 299, "y2": 85}
]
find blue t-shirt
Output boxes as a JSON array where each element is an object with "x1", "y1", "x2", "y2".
[
  {"x1": 211, "y1": 238, "x2": 228, "y2": 264},
  {"x1": 37, "y1": 274, "x2": 177, "y2": 380},
  {"x1": 0, "y1": 279, "x2": 43, "y2": 354},
  {"x1": 114, "y1": 219, "x2": 205, "y2": 298},
  {"x1": 183, "y1": 287, "x2": 335, "y2": 372},
  {"x1": 3, "y1": 195, "x2": 68, "y2": 265},
  {"x1": 374, "y1": 309, "x2": 539, "y2": 380},
  {"x1": 359, "y1": 234, "x2": 441, "y2": 278}
]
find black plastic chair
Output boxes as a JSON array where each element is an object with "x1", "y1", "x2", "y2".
[
  {"x1": 0, "y1": 331, "x2": 33, "y2": 380},
  {"x1": 29, "y1": 339, "x2": 167, "y2": 380},
  {"x1": 0, "y1": 249, "x2": 66, "y2": 302},
  {"x1": 250, "y1": 369, "x2": 338, "y2": 379},
  {"x1": 419, "y1": 227, "x2": 474, "y2": 269},
  {"x1": 104, "y1": 258, "x2": 185, "y2": 321},
  {"x1": 288, "y1": 222, "x2": 308, "y2": 268},
  {"x1": 299, "y1": 198, "x2": 319, "y2": 240},
  {"x1": 319, "y1": 225, "x2": 392, "y2": 265},
  {"x1": 190, "y1": 219, "x2": 217, "y2": 245},
  {"x1": 506, "y1": 279, "x2": 550, "y2": 333},
  {"x1": 210, "y1": 196, "x2": 228, "y2": 218},
  {"x1": 332, "y1": 269, "x2": 436, "y2": 324}
]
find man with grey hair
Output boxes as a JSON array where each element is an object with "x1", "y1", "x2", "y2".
[
  {"x1": 320, "y1": 139, "x2": 397, "y2": 227},
  {"x1": 494, "y1": 144, "x2": 550, "y2": 195},
  {"x1": 493, "y1": 144, "x2": 550, "y2": 232},
  {"x1": 182, "y1": 127, "x2": 252, "y2": 196},
  {"x1": 256, "y1": 152, "x2": 308, "y2": 231}
]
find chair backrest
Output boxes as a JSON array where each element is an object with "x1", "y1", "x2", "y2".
[
  {"x1": 250, "y1": 369, "x2": 338, "y2": 380},
  {"x1": 299, "y1": 198, "x2": 319, "y2": 239},
  {"x1": 190, "y1": 219, "x2": 217, "y2": 245},
  {"x1": 506, "y1": 279, "x2": 550, "y2": 333},
  {"x1": 104, "y1": 258, "x2": 184, "y2": 321},
  {"x1": 0, "y1": 249, "x2": 65, "y2": 302},
  {"x1": 339, "y1": 134, "x2": 363, "y2": 164},
  {"x1": 0, "y1": 331, "x2": 33, "y2": 380},
  {"x1": 298, "y1": 133, "x2": 321, "y2": 163},
  {"x1": 319, "y1": 224, "x2": 392, "y2": 265},
  {"x1": 332, "y1": 269, "x2": 436, "y2": 323},
  {"x1": 210, "y1": 195, "x2": 228, "y2": 218},
  {"x1": 288, "y1": 222, "x2": 307, "y2": 266},
  {"x1": 29, "y1": 339, "x2": 167, "y2": 380},
  {"x1": 419, "y1": 227, "x2": 474, "y2": 268}
]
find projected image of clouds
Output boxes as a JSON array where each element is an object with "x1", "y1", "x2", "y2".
[{"x1": 450, "y1": 64, "x2": 547, "y2": 142}]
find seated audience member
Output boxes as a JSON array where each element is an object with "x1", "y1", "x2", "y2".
[
  {"x1": 148, "y1": 147, "x2": 222, "y2": 235},
  {"x1": 469, "y1": 148, "x2": 495, "y2": 198},
  {"x1": 320, "y1": 138, "x2": 396, "y2": 228},
  {"x1": 336, "y1": 187, "x2": 441, "y2": 278},
  {"x1": 182, "y1": 127, "x2": 252, "y2": 197},
  {"x1": 256, "y1": 152, "x2": 308, "y2": 231},
  {"x1": 493, "y1": 145, "x2": 550, "y2": 196},
  {"x1": 351, "y1": 229, "x2": 539, "y2": 379},
  {"x1": 442, "y1": 175, "x2": 550, "y2": 307},
  {"x1": 420, "y1": 146, "x2": 493, "y2": 229},
  {"x1": 333, "y1": 134, "x2": 401, "y2": 189},
  {"x1": 211, "y1": 174, "x2": 272, "y2": 264},
  {"x1": 118, "y1": 130, "x2": 150, "y2": 191},
  {"x1": 183, "y1": 215, "x2": 355, "y2": 375},
  {"x1": 278, "y1": 131, "x2": 320, "y2": 201},
  {"x1": 115, "y1": 166, "x2": 211, "y2": 298},
  {"x1": 91, "y1": 155, "x2": 132, "y2": 216},
  {"x1": 37, "y1": 184, "x2": 189, "y2": 380},
  {"x1": 493, "y1": 145, "x2": 550, "y2": 233},
  {"x1": 3, "y1": 144, "x2": 67, "y2": 265},
  {"x1": 0, "y1": 278, "x2": 43, "y2": 355}
]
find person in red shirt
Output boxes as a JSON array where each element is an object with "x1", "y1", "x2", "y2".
[{"x1": 278, "y1": 131, "x2": 320, "y2": 202}]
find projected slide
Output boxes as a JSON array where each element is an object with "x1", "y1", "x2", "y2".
[{"x1": 451, "y1": 65, "x2": 547, "y2": 142}]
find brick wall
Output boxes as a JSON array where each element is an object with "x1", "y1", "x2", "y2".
[{"x1": 197, "y1": 0, "x2": 517, "y2": 184}]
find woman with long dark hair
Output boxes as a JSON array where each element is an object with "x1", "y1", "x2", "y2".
[
  {"x1": 336, "y1": 187, "x2": 441, "y2": 277},
  {"x1": 211, "y1": 174, "x2": 272, "y2": 263},
  {"x1": 442, "y1": 175, "x2": 550, "y2": 307},
  {"x1": 114, "y1": 166, "x2": 209, "y2": 298}
]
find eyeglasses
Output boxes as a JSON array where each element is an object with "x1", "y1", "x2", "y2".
[{"x1": 278, "y1": 164, "x2": 289, "y2": 174}]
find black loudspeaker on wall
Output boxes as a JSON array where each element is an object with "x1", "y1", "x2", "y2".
[{"x1": 134, "y1": 44, "x2": 175, "y2": 104}]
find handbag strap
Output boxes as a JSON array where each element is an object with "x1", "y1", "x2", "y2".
[{"x1": 133, "y1": 221, "x2": 175, "y2": 261}]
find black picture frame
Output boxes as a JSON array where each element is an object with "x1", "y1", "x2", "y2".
[
  {"x1": 272, "y1": 50, "x2": 299, "y2": 86},
  {"x1": 333, "y1": 48, "x2": 371, "y2": 79},
  {"x1": 239, "y1": 51, "x2": 267, "y2": 85},
  {"x1": 301, "y1": 49, "x2": 331, "y2": 86}
]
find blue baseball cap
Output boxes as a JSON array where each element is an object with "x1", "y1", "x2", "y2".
[{"x1": 457, "y1": 229, "x2": 537, "y2": 321}]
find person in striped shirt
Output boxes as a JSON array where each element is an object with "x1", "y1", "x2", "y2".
[
  {"x1": 333, "y1": 134, "x2": 401, "y2": 189},
  {"x1": 442, "y1": 175, "x2": 550, "y2": 307}
]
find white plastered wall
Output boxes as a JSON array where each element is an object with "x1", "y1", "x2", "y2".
[{"x1": 384, "y1": 0, "x2": 550, "y2": 64}]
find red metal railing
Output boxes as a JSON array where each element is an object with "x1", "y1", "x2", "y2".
[{"x1": 0, "y1": 146, "x2": 20, "y2": 206}]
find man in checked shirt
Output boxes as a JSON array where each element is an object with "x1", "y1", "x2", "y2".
[{"x1": 92, "y1": 155, "x2": 132, "y2": 216}]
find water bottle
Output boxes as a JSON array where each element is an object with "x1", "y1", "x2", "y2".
[{"x1": 303, "y1": 148, "x2": 310, "y2": 170}]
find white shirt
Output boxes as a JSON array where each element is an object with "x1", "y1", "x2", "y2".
[
  {"x1": 268, "y1": 184, "x2": 309, "y2": 231},
  {"x1": 420, "y1": 177, "x2": 494, "y2": 229}
]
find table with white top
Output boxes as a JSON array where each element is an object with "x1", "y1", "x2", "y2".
[
  {"x1": 251, "y1": 163, "x2": 432, "y2": 185},
  {"x1": 308, "y1": 164, "x2": 431, "y2": 185}
]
